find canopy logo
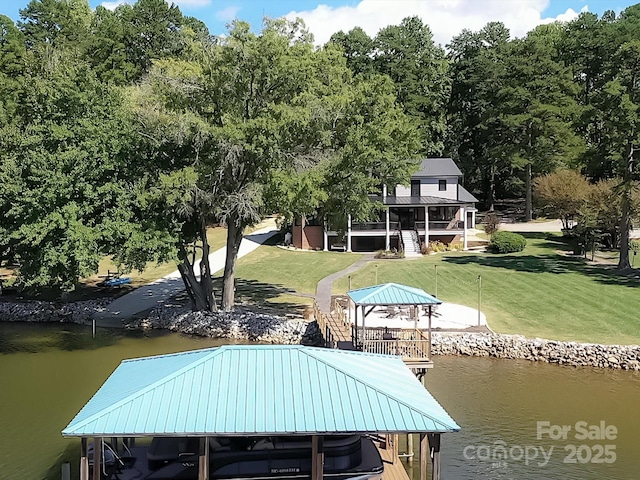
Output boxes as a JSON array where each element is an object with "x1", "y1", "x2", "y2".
[{"x1": 463, "y1": 420, "x2": 617, "y2": 470}]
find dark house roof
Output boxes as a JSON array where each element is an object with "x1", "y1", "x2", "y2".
[
  {"x1": 412, "y1": 158, "x2": 463, "y2": 178},
  {"x1": 458, "y1": 185, "x2": 479, "y2": 203}
]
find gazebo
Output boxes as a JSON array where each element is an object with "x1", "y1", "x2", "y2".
[
  {"x1": 63, "y1": 344, "x2": 459, "y2": 480},
  {"x1": 346, "y1": 283, "x2": 441, "y2": 369}
]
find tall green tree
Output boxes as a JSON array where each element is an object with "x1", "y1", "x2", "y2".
[
  {"x1": 498, "y1": 24, "x2": 584, "y2": 220},
  {"x1": 447, "y1": 22, "x2": 511, "y2": 210},
  {"x1": 0, "y1": 50, "x2": 173, "y2": 292},
  {"x1": 372, "y1": 16, "x2": 450, "y2": 155},
  {"x1": 328, "y1": 27, "x2": 375, "y2": 76},
  {"x1": 135, "y1": 19, "x2": 419, "y2": 311},
  {"x1": 560, "y1": 11, "x2": 620, "y2": 180},
  {"x1": 595, "y1": 40, "x2": 640, "y2": 269},
  {"x1": 0, "y1": 15, "x2": 26, "y2": 122},
  {"x1": 18, "y1": 0, "x2": 91, "y2": 50}
]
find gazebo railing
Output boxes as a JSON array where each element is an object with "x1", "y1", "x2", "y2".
[
  {"x1": 358, "y1": 327, "x2": 431, "y2": 360},
  {"x1": 361, "y1": 338, "x2": 431, "y2": 359}
]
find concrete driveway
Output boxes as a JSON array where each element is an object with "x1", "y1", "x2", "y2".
[{"x1": 499, "y1": 219, "x2": 639, "y2": 238}]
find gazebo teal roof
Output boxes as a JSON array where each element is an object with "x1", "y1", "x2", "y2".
[
  {"x1": 347, "y1": 283, "x2": 441, "y2": 306},
  {"x1": 62, "y1": 344, "x2": 459, "y2": 438}
]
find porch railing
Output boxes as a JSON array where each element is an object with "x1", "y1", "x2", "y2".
[
  {"x1": 351, "y1": 222, "x2": 386, "y2": 230},
  {"x1": 350, "y1": 221, "x2": 400, "y2": 231},
  {"x1": 428, "y1": 220, "x2": 464, "y2": 230}
]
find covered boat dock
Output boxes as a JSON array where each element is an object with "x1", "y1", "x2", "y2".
[{"x1": 62, "y1": 345, "x2": 459, "y2": 480}]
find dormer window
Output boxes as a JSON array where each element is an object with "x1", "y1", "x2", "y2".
[
  {"x1": 411, "y1": 180, "x2": 420, "y2": 196},
  {"x1": 439, "y1": 179, "x2": 447, "y2": 191}
]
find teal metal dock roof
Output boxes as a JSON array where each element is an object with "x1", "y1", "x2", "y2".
[
  {"x1": 62, "y1": 345, "x2": 458, "y2": 437},
  {"x1": 347, "y1": 283, "x2": 441, "y2": 306}
]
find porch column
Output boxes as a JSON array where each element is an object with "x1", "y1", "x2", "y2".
[
  {"x1": 80, "y1": 438, "x2": 89, "y2": 480},
  {"x1": 323, "y1": 219, "x2": 328, "y2": 252},
  {"x1": 385, "y1": 207, "x2": 390, "y2": 250},
  {"x1": 347, "y1": 214, "x2": 352, "y2": 252},
  {"x1": 424, "y1": 206, "x2": 429, "y2": 246},
  {"x1": 462, "y1": 206, "x2": 468, "y2": 250}
]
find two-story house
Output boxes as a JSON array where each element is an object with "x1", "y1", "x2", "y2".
[{"x1": 292, "y1": 158, "x2": 478, "y2": 253}]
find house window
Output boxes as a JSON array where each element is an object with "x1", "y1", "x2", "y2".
[
  {"x1": 438, "y1": 179, "x2": 447, "y2": 191},
  {"x1": 411, "y1": 180, "x2": 420, "y2": 196}
]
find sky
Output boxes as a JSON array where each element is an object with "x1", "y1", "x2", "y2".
[{"x1": 1, "y1": 0, "x2": 638, "y2": 46}]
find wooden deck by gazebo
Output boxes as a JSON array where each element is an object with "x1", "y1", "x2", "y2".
[{"x1": 314, "y1": 283, "x2": 440, "y2": 371}]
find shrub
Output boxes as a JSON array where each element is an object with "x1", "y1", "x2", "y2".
[
  {"x1": 375, "y1": 249, "x2": 405, "y2": 259},
  {"x1": 484, "y1": 212, "x2": 500, "y2": 236},
  {"x1": 429, "y1": 240, "x2": 447, "y2": 252},
  {"x1": 489, "y1": 231, "x2": 527, "y2": 253}
]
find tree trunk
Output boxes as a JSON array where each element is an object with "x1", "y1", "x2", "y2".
[
  {"x1": 525, "y1": 162, "x2": 533, "y2": 222},
  {"x1": 178, "y1": 259, "x2": 211, "y2": 311},
  {"x1": 221, "y1": 219, "x2": 245, "y2": 311},
  {"x1": 617, "y1": 143, "x2": 634, "y2": 270},
  {"x1": 177, "y1": 217, "x2": 218, "y2": 312},
  {"x1": 525, "y1": 121, "x2": 533, "y2": 222},
  {"x1": 488, "y1": 161, "x2": 496, "y2": 212}
]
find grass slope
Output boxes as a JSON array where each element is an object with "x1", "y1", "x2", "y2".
[
  {"x1": 332, "y1": 233, "x2": 640, "y2": 345},
  {"x1": 228, "y1": 243, "x2": 362, "y2": 313}
]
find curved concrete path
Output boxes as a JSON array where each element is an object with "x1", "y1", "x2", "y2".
[
  {"x1": 95, "y1": 220, "x2": 278, "y2": 327},
  {"x1": 315, "y1": 254, "x2": 375, "y2": 312}
]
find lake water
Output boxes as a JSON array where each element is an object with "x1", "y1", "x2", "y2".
[{"x1": 1, "y1": 323, "x2": 638, "y2": 480}]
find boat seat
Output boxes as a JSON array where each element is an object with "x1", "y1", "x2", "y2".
[
  {"x1": 251, "y1": 438, "x2": 275, "y2": 450},
  {"x1": 210, "y1": 437, "x2": 232, "y2": 452}
]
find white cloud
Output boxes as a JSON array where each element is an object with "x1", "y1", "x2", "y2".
[
  {"x1": 216, "y1": 5, "x2": 241, "y2": 22},
  {"x1": 285, "y1": 0, "x2": 583, "y2": 46},
  {"x1": 101, "y1": 0, "x2": 129, "y2": 10},
  {"x1": 173, "y1": 0, "x2": 212, "y2": 7}
]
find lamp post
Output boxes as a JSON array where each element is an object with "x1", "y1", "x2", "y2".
[
  {"x1": 375, "y1": 264, "x2": 378, "y2": 285},
  {"x1": 348, "y1": 276, "x2": 352, "y2": 322},
  {"x1": 476, "y1": 275, "x2": 482, "y2": 326}
]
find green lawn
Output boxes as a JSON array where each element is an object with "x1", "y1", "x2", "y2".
[
  {"x1": 332, "y1": 233, "x2": 640, "y2": 345},
  {"x1": 226, "y1": 243, "x2": 362, "y2": 313}
]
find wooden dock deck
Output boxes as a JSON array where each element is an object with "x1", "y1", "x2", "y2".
[
  {"x1": 375, "y1": 436, "x2": 411, "y2": 480},
  {"x1": 314, "y1": 301, "x2": 433, "y2": 370}
]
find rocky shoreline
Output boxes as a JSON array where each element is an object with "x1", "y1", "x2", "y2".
[
  {"x1": 1, "y1": 300, "x2": 639, "y2": 370},
  {"x1": 0, "y1": 299, "x2": 111, "y2": 324},
  {"x1": 432, "y1": 332, "x2": 640, "y2": 370},
  {"x1": 128, "y1": 303, "x2": 323, "y2": 346},
  {"x1": 0, "y1": 299, "x2": 323, "y2": 346}
]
